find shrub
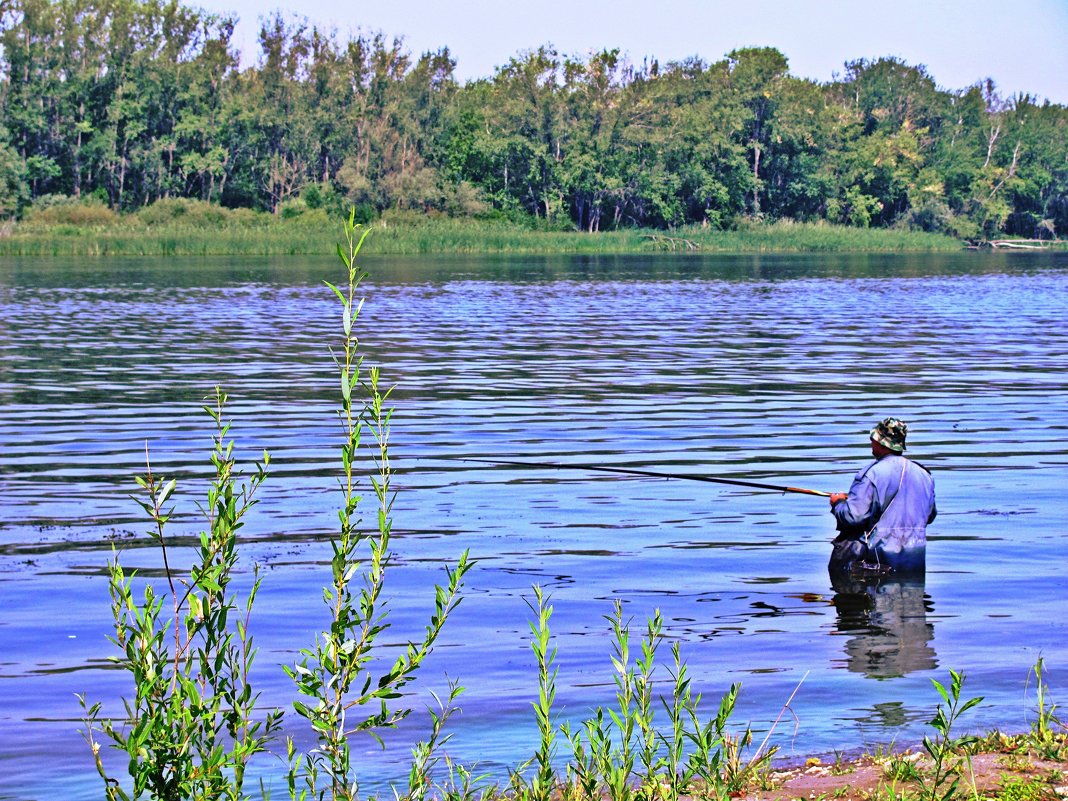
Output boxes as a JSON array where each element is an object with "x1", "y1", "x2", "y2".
[
  {"x1": 24, "y1": 195, "x2": 119, "y2": 227},
  {"x1": 227, "y1": 207, "x2": 269, "y2": 227},
  {"x1": 300, "y1": 181, "x2": 345, "y2": 217},
  {"x1": 136, "y1": 198, "x2": 233, "y2": 228},
  {"x1": 277, "y1": 198, "x2": 308, "y2": 219}
]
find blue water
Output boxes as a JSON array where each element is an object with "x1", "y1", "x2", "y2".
[{"x1": 1, "y1": 251, "x2": 1066, "y2": 799}]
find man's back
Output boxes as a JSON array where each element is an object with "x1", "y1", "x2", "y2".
[{"x1": 833, "y1": 454, "x2": 936, "y2": 571}]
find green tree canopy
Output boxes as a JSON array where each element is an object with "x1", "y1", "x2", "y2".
[{"x1": 2, "y1": 0, "x2": 1065, "y2": 236}]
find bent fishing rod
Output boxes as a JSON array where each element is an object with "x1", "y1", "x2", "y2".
[{"x1": 462, "y1": 457, "x2": 830, "y2": 497}]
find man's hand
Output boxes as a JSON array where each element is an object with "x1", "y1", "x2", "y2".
[{"x1": 829, "y1": 492, "x2": 848, "y2": 506}]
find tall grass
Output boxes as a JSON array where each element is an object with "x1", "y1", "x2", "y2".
[
  {"x1": 0, "y1": 204, "x2": 965, "y2": 256},
  {"x1": 678, "y1": 218, "x2": 964, "y2": 252},
  {"x1": 1026, "y1": 658, "x2": 1065, "y2": 760}
]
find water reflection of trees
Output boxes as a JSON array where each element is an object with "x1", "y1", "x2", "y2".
[{"x1": 831, "y1": 574, "x2": 937, "y2": 678}]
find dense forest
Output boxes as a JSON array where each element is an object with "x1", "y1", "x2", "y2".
[{"x1": 1, "y1": 0, "x2": 1066, "y2": 239}]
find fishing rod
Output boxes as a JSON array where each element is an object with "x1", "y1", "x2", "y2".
[{"x1": 462, "y1": 457, "x2": 831, "y2": 497}]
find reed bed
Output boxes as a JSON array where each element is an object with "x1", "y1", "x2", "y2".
[
  {"x1": 0, "y1": 208, "x2": 963, "y2": 257},
  {"x1": 678, "y1": 219, "x2": 964, "y2": 252}
]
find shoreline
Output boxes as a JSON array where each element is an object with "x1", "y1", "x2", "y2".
[
  {"x1": 749, "y1": 741, "x2": 1068, "y2": 801},
  {"x1": 0, "y1": 210, "x2": 973, "y2": 257}
]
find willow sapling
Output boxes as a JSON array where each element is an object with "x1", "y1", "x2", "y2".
[
  {"x1": 633, "y1": 612, "x2": 662, "y2": 799},
  {"x1": 283, "y1": 211, "x2": 472, "y2": 801},
  {"x1": 80, "y1": 387, "x2": 280, "y2": 801},
  {"x1": 80, "y1": 211, "x2": 473, "y2": 801},
  {"x1": 658, "y1": 642, "x2": 695, "y2": 799},
  {"x1": 543, "y1": 597, "x2": 770, "y2": 801},
  {"x1": 521, "y1": 585, "x2": 559, "y2": 801},
  {"x1": 406, "y1": 679, "x2": 466, "y2": 801},
  {"x1": 921, "y1": 669, "x2": 984, "y2": 801}
]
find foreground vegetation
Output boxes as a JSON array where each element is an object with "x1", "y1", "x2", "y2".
[
  {"x1": 0, "y1": 200, "x2": 966, "y2": 256},
  {"x1": 2, "y1": 0, "x2": 1067, "y2": 241},
  {"x1": 79, "y1": 218, "x2": 1066, "y2": 801}
]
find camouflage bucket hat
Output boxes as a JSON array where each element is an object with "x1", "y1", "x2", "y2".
[{"x1": 870, "y1": 417, "x2": 907, "y2": 452}]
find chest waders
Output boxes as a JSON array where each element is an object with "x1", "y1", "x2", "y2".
[{"x1": 857, "y1": 458, "x2": 909, "y2": 574}]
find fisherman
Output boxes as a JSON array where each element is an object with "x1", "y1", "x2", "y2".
[{"x1": 828, "y1": 417, "x2": 936, "y2": 576}]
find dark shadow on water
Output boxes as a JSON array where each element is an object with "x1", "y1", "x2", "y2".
[{"x1": 830, "y1": 571, "x2": 937, "y2": 679}]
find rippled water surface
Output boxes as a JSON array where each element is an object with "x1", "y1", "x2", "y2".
[{"x1": 1, "y1": 251, "x2": 1067, "y2": 799}]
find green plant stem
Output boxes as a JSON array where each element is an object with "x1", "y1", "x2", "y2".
[
  {"x1": 922, "y1": 669, "x2": 984, "y2": 801},
  {"x1": 286, "y1": 210, "x2": 472, "y2": 801},
  {"x1": 526, "y1": 585, "x2": 559, "y2": 801}
]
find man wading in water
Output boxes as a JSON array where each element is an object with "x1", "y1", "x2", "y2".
[{"x1": 828, "y1": 417, "x2": 937, "y2": 576}]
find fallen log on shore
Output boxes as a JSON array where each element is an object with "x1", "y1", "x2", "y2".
[{"x1": 966, "y1": 238, "x2": 1058, "y2": 250}]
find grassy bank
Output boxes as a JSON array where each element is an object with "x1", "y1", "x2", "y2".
[{"x1": 0, "y1": 201, "x2": 966, "y2": 256}]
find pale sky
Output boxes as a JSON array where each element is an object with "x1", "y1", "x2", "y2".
[{"x1": 195, "y1": 0, "x2": 1068, "y2": 104}]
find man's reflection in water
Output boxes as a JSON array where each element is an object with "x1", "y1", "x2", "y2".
[{"x1": 830, "y1": 571, "x2": 936, "y2": 678}]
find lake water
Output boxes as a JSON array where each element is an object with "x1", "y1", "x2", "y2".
[{"x1": 1, "y1": 251, "x2": 1066, "y2": 799}]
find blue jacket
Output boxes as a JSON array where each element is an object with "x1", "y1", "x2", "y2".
[{"x1": 832, "y1": 454, "x2": 936, "y2": 571}]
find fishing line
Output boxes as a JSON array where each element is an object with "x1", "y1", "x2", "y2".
[{"x1": 461, "y1": 457, "x2": 830, "y2": 497}]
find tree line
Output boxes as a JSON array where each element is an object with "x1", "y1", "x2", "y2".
[{"x1": 1, "y1": 0, "x2": 1066, "y2": 239}]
